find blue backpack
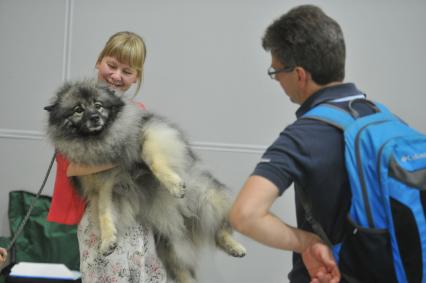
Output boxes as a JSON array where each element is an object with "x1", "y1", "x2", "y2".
[{"x1": 302, "y1": 100, "x2": 426, "y2": 283}]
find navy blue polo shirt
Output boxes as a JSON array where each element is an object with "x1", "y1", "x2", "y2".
[{"x1": 252, "y1": 83, "x2": 375, "y2": 282}]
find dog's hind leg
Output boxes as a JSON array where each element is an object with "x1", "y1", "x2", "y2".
[
  {"x1": 140, "y1": 123, "x2": 189, "y2": 198},
  {"x1": 97, "y1": 177, "x2": 118, "y2": 256},
  {"x1": 215, "y1": 223, "x2": 246, "y2": 257},
  {"x1": 156, "y1": 239, "x2": 197, "y2": 283},
  {"x1": 175, "y1": 269, "x2": 197, "y2": 283},
  {"x1": 199, "y1": 182, "x2": 247, "y2": 258}
]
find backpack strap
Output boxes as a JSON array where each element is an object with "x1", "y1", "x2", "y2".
[
  {"x1": 294, "y1": 187, "x2": 332, "y2": 247},
  {"x1": 300, "y1": 102, "x2": 356, "y2": 242},
  {"x1": 301, "y1": 99, "x2": 368, "y2": 283},
  {"x1": 374, "y1": 102, "x2": 393, "y2": 115},
  {"x1": 303, "y1": 103, "x2": 356, "y2": 130}
]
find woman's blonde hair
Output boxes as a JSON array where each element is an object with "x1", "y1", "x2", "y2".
[{"x1": 96, "y1": 31, "x2": 147, "y2": 96}]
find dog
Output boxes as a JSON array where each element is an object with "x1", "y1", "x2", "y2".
[{"x1": 44, "y1": 80, "x2": 246, "y2": 283}]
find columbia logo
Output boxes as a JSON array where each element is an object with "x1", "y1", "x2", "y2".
[{"x1": 401, "y1": 152, "x2": 426, "y2": 162}]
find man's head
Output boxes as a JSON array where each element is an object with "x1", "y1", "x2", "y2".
[{"x1": 263, "y1": 5, "x2": 345, "y2": 103}]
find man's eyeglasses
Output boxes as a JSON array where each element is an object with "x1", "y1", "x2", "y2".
[{"x1": 267, "y1": 66, "x2": 294, "y2": 79}]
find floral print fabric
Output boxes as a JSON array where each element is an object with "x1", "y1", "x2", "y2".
[{"x1": 78, "y1": 204, "x2": 167, "y2": 283}]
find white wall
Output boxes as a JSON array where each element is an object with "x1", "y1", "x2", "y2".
[{"x1": 1, "y1": 0, "x2": 426, "y2": 282}]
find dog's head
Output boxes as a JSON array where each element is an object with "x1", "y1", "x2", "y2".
[{"x1": 45, "y1": 80, "x2": 125, "y2": 138}]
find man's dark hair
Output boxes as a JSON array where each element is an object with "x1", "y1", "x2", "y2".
[{"x1": 262, "y1": 5, "x2": 345, "y2": 85}]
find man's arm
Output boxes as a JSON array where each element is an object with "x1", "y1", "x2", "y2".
[{"x1": 229, "y1": 175, "x2": 340, "y2": 283}]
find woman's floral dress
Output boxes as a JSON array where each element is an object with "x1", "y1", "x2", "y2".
[{"x1": 78, "y1": 204, "x2": 167, "y2": 283}]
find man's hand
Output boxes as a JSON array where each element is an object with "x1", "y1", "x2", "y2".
[{"x1": 302, "y1": 241, "x2": 340, "y2": 283}]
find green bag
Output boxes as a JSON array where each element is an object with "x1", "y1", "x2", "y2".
[{"x1": 6, "y1": 190, "x2": 80, "y2": 271}]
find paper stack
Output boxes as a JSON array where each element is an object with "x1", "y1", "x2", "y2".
[{"x1": 9, "y1": 262, "x2": 81, "y2": 280}]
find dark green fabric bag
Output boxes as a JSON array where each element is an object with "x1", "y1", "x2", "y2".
[{"x1": 6, "y1": 190, "x2": 80, "y2": 271}]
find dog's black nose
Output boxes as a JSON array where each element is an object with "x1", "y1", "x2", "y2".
[{"x1": 90, "y1": 114, "x2": 100, "y2": 122}]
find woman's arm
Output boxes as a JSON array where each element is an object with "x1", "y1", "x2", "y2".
[{"x1": 67, "y1": 163, "x2": 116, "y2": 177}]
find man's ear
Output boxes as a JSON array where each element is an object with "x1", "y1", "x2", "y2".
[
  {"x1": 44, "y1": 103, "x2": 57, "y2": 112},
  {"x1": 295, "y1": 67, "x2": 308, "y2": 84}
]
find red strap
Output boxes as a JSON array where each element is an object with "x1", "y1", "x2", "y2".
[
  {"x1": 132, "y1": 101, "x2": 145, "y2": 109},
  {"x1": 47, "y1": 154, "x2": 86, "y2": 225}
]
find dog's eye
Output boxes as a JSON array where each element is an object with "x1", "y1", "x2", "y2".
[
  {"x1": 73, "y1": 105, "x2": 84, "y2": 114},
  {"x1": 94, "y1": 102, "x2": 103, "y2": 110}
]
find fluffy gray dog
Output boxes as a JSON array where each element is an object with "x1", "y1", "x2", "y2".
[{"x1": 45, "y1": 80, "x2": 246, "y2": 283}]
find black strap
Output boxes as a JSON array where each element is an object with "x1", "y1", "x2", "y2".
[
  {"x1": 295, "y1": 187, "x2": 363, "y2": 283},
  {"x1": 2, "y1": 151, "x2": 56, "y2": 269},
  {"x1": 295, "y1": 187, "x2": 332, "y2": 247}
]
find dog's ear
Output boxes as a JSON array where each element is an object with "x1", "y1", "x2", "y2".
[
  {"x1": 97, "y1": 85, "x2": 125, "y2": 108},
  {"x1": 55, "y1": 81, "x2": 75, "y2": 101},
  {"x1": 115, "y1": 98, "x2": 125, "y2": 108},
  {"x1": 98, "y1": 84, "x2": 120, "y2": 97},
  {"x1": 45, "y1": 81, "x2": 73, "y2": 112},
  {"x1": 44, "y1": 103, "x2": 57, "y2": 112}
]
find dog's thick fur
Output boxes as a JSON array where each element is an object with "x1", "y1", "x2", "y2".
[{"x1": 45, "y1": 80, "x2": 246, "y2": 283}]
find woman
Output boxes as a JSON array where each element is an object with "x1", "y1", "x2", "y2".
[{"x1": 48, "y1": 31, "x2": 167, "y2": 283}]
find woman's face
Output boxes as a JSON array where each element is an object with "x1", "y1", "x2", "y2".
[{"x1": 96, "y1": 56, "x2": 138, "y2": 92}]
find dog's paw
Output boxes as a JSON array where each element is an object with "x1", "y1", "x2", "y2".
[
  {"x1": 168, "y1": 181, "x2": 186, "y2": 198},
  {"x1": 216, "y1": 230, "x2": 247, "y2": 258},
  {"x1": 161, "y1": 173, "x2": 186, "y2": 198},
  {"x1": 226, "y1": 242, "x2": 247, "y2": 258},
  {"x1": 100, "y1": 238, "x2": 118, "y2": 256},
  {"x1": 175, "y1": 269, "x2": 197, "y2": 283}
]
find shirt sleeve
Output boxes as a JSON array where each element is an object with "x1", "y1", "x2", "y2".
[
  {"x1": 47, "y1": 153, "x2": 86, "y2": 225},
  {"x1": 252, "y1": 122, "x2": 311, "y2": 196}
]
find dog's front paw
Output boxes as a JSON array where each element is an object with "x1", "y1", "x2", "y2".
[
  {"x1": 100, "y1": 238, "x2": 118, "y2": 256},
  {"x1": 160, "y1": 173, "x2": 186, "y2": 198},
  {"x1": 168, "y1": 180, "x2": 186, "y2": 198}
]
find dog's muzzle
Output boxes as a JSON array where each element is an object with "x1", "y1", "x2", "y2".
[{"x1": 85, "y1": 113, "x2": 105, "y2": 132}]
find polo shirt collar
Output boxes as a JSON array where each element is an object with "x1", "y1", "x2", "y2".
[{"x1": 295, "y1": 83, "x2": 364, "y2": 118}]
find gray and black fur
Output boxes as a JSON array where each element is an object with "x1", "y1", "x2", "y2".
[{"x1": 45, "y1": 80, "x2": 246, "y2": 283}]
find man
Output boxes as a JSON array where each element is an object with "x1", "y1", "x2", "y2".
[{"x1": 230, "y1": 5, "x2": 375, "y2": 283}]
